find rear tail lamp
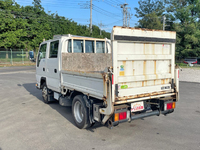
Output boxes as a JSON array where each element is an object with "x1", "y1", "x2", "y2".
[
  {"x1": 183, "y1": 61, "x2": 188, "y2": 64},
  {"x1": 192, "y1": 61, "x2": 197, "y2": 64},
  {"x1": 165, "y1": 102, "x2": 176, "y2": 110},
  {"x1": 114, "y1": 112, "x2": 127, "y2": 122},
  {"x1": 119, "y1": 112, "x2": 127, "y2": 120}
]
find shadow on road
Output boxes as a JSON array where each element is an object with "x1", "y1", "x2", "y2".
[
  {"x1": 22, "y1": 83, "x2": 106, "y2": 131},
  {"x1": 22, "y1": 83, "x2": 75, "y2": 127}
]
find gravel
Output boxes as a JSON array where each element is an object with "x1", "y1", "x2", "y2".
[{"x1": 179, "y1": 68, "x2": 200, "y2": 83}]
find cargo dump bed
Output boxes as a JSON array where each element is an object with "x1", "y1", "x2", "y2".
[
  {"x1": 111, "y1": 27, "x2": 177, "y2": 104},
  {"x1": 61, "y1": 53, "x2": 112, "y2": 99}
]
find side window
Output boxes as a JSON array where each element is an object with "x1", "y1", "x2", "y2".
[
  {"x1": 85, "y1": 41, "x2": 94, "y2": 53},
  {"x1": 96, "y1": 41, "x2": 105, "y2": 53},
  {"x1": 37, "y1": 43, "x2": 47, "y2": 67},
  {"x1": 68, "y1": 40, "x2": 72, "y2": 53},
  {"x1": 73, "y1": 40, "x2": 83, "y2": 53},
  {"x1": 49, "y1": 40, "x2": 59, "y2": 58}
]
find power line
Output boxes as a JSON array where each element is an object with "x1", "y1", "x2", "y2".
[
  {"x1": 92, "y1": 8, "x2": 121, "y2": 19},
  {"x1": 14, "y1": 0, "x2": 125, "y2": 30},
  {"x1": 15, "y1": 0, "x2": 88, "y2": 8},
  {"x1": 104, "y1": 19, "x2": 123, "y2": 26},
  {"x1": 0, "y1": 9, "x2": 89, "y2": 25},
  {"x1": 102, "y1": 0, "x2": 121, "y2": 10},
  {"x1": 113, "y1": 0, "x2": 124, "y2": 3},
  {"x1": 108, "y1": 0, "x2": 121, "y2": 5},
  {"x1": 93, "y1": 5, "x2": 121, "y2": 17}
]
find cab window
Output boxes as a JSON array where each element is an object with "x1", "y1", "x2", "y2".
[
  {"x1": 37, "y1": 43, "x2": 47, "y2": 67},
  {"x1": 73, "y1": 40, "x2": 83, "y2": 53},
  {"x1": 96, "y1": 41, "x2": 105, "y2": 53},
  {"x1": 85, "y1": 41, "x2": 94, "y2": 53},
  {"x1": 49, "y1": 40, "x2": 59, "y2": 58}
]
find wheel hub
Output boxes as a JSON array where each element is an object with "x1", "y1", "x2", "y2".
[
  {"x1": 42, "y1": 86, "x2": 48, "y2": 101},
  {"x1": 74, "y1": 101, "x2": 84, "y2": 123}
]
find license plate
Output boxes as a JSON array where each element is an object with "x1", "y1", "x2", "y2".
[{"x1": 131, "y1": 101, "x2": 144, "y2": 112}]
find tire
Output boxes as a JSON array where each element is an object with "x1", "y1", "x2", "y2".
[
  {"x1": 72, "y1": 95, "x2": 90, "y2": 129},
  {"x1": 41, "y1": 83, "x2": 51, "y2": 104}
]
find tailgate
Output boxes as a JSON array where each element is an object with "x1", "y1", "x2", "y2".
[{"x1": 111, "y1": 27, "x2": 176, "y2": 102}]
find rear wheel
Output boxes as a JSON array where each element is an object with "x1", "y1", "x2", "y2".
[{"x1": 72, "y1": 95, "x2": 90, "y2": 129}]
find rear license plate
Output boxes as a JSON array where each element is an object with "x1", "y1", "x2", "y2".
[{"x1": 131, "y1": 101, "x2": 144, "y2": 112}]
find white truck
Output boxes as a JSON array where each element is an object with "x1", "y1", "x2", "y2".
[{"x1": 36, "y1": 26, "x2": 179, "y2": 129}]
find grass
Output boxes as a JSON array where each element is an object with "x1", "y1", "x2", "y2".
[
  {"x1": 0, "y1": 64, "x2": 36, "y2": 67},
  {"x1": 0, "y1": 62, "x2": 36, "y2": 67},
  {"x1": 176, "y1": 62, "x2": 200, "y2": 69},
  {"x1": 0, "y1": 57, "x2": 34, "y2": 67},
  {"x1": 176, "y1": 63, "x2": 188, "y2": 67},
  {"x1": 0, "y1": 58, "x2": 29, "y2": 63}
]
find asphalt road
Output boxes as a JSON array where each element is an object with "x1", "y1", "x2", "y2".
[{"x1": 0, "y1": 66, "x2": 200, "y2": 150}]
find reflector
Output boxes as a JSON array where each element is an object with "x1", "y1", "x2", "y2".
[
  {"x1": 172, "y1": 102, "x2": 176, "y2": 109},
  {"x1": 114, "y1": 113, "x2": 119, "y2": 122}
]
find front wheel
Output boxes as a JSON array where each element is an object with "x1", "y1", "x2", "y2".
[
  {"x1": 72, "y1": 95, "x2": 90, "y2": 129},
  {"x1": 42, "y1": 83, "x2": 51, "y2": 104}
]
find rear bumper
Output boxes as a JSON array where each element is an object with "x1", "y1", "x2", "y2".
[
  {"x1": 131, "y1": 110, "x2": 160, "y2": 120},
  {"x1": 112, "y1": 109, "x2": 174, "y2": 126}
]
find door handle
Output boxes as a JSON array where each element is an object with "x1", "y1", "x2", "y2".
[
  {"x1": 43, "y1": 68, "x2": 45, "y2": 71},
  {"x1": 54, "y1": 69, "x2": 57, "y2": 73}
]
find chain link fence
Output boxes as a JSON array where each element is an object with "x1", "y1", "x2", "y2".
[{"x1": 0, "y1": 48, "x2": 36, "y2": 65}]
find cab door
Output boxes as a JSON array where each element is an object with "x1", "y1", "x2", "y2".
[
  {"x1": 46, "y1": 40, "x2": 60, "y2": 92},
  {"x1": 36, "y1": 43, "x2": 48, "y2": 87}
]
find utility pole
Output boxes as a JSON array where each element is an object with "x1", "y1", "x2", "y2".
[
  {"x1": 121, "y1": 3, "x2": 128, "y2": 27},
  {"x1": 98, "y1": 21, "x2": 104, "y2": 35},
  {"x1": 78, "y1": 1, "x2": 92, "y2": 33},
  {"x1": 128, "y1": 10, "x2": 132, "y2": 27},
  {"x1": 163, "y1": 15, "x2": 166, "y2": 31},
  {"x1": 120, "y1": 3, "x2": 132, "y2": 27},
  {"x1": 90, "y1": 0, "x2": 92, "y2": 34}
]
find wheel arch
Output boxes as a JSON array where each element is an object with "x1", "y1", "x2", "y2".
[
  {"x1": 40, "y1": 77, "x2": 46, "y2": 88},
  {"x1": 70, "y1": 91, "x2": 83, "y2": 101}
]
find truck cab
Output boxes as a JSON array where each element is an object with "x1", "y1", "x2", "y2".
[{"x1": 36, "y1": 34, "x2": 111, "y2": 92}]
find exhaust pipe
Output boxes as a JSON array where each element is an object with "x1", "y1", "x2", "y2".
[{"x1": 107, "y1": 118, "x2": 113, "y2": 129}]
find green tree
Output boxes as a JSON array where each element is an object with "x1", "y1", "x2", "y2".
[
  {"x1": 134, "y1": 0, "x2": 165, "y2": 29},
  {"x1": 0, "y1": 0, "x2": 28, "y2": 49},
  {"x1": 166, "y1": 0, "x2": 200, "y2": 59},
  {"x1": 32, "y1": 0, "x2": 43, "y2": 11},
  {"x1": 0, "y1": 0, "x2": 110, "y2": 50}
]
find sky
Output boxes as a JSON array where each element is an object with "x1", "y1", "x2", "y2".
[{"x1": 15, "y1": 0, "x2": 140, "y2": 32}]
